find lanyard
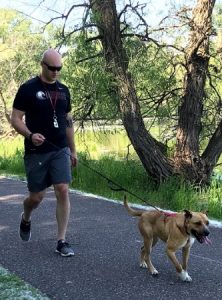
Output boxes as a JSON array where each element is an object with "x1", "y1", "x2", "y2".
[
  {"x1": 45, "y1": 89, "x2": 58, "y2": 113},
  {"x1": 40, "y1": 76, "x2": 59, "y2": 128}
]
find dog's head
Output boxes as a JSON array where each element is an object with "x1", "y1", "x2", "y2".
[{"x1": 184, "y1": 210, "x2": 210, "y2": 244}]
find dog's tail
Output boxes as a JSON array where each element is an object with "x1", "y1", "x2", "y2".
[{"x1": 124, "y1": 195, "x2": 143, "y2": 217}]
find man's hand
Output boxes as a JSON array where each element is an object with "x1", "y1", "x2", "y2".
[
  {"x1": 70, "y1": 152, "x2": 77, "y2": 167},
  {"x1": 30, "y1": 133, "x2": 45, "y2": 146}
]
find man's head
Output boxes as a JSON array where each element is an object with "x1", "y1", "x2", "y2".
[{"x1": 40, "y1": 49, "x2": 62, "y2": 83}]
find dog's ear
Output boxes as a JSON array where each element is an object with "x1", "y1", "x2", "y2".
[
  {"x1": 184, "y1": 210, "x2": 192, "y2": 219},
  {"x1": 201, "y1": 210, "x2": 208, "y2": 216}
]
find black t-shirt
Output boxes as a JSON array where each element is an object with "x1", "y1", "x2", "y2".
[{"x1": 13, "y1": 76, "x2": 71, "y2": 154}]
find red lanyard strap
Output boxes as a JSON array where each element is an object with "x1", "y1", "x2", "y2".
[{"x1": 45, "y1": 90, "x2": 58, "y2": 112}]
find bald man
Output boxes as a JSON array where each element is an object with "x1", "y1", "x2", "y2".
[{"x1": 11, "y1": 48, "x2": 77, "y2": 256}]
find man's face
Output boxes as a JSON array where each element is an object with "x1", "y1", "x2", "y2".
[{"x1": 41, "y1": 60, "x2": 62, "y2": 83}]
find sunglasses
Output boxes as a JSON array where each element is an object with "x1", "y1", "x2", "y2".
[{"x1": 43, "y1": 61, "x2": 62, "y2": 72}]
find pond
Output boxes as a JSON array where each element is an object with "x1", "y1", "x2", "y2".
[{"x1": 75, "y1": 125, "x2": 137, "y2": 160}]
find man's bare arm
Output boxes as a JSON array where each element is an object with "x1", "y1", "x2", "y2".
[
  {"x1": 11, "y1": 108, "x2": 32, "y2": 139},
  {"x1": 11, "y1": 108, "x2": 45, "y2": 145},
  {"x1": 66, "y1": 113, "x2": 77, "y2": 167}
]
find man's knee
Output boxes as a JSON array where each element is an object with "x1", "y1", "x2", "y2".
[
  {"x1": 54, "y1": 183, "x2": 69, "y2": 198},
  {"x1": 25, "y1": 191, "x2": 45, "y2": 209}
]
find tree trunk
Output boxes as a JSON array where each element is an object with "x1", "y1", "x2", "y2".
[
  {"x1": 202, "y1": 120, "x2": 222, "y2": 177},
  {"x1": 175, "y1": 0, "x2": 216, "y2": 184},
  {"x1": 90, "y1": 0, "x2": 173, "y2": 183},
  {"x1": 90, "y1": 0, "x2": 222, "y2": 186}
]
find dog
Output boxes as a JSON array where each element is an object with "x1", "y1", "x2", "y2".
[{"x1": 124, "y1": 196, "x2": 210, "y2": 282}]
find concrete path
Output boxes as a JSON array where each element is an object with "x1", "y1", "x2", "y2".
[{"x1": 0, "y1": 177, "x2": 222, "y2": 300}]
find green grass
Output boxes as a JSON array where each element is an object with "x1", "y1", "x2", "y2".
[
  {"x1": 1, "y1": 136, "x2": 222, "y2": 220},
  {"x1": 73, "y1": 157, "x2": 222, "y2": 220},
  {"x1": 0, "y1": 265, "x2": 49, "y2": 299}
]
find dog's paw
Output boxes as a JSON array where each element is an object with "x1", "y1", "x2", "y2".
[
  {"x1": 178, "y1": 270, "x2": 192, "y2": 282},
  {"x1": 140, "y1": 261, "x2": 148, "y2": 268},
  {"x1": 151, "y1": 269, "x2": 159, "y2": 276}
]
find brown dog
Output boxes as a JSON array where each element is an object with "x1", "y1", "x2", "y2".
[{"x1": 124, "y1": 196, "x2": 210, "y2": 282}]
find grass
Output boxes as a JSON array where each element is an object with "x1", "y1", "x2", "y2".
[
  {"x1": 74, "y1": 157, "x2": 222, "y2": 220},
  {"x1": 1, "y1": 136, "x2": 222, "y2": 220},
  {"x1": 0, "y1": 265, "x2": 49, "y2": 299}
]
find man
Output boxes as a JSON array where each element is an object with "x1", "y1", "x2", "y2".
[{"x1": 11, "y1": 48, "x2": 77, "y2": 257}]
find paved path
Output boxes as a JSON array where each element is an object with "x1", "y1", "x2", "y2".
[{"x1": 0, "y1": 177, "x2": 222, "y2": 300}]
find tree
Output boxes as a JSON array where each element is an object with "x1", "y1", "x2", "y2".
[
  {"x1": 62, "y1": 33, "x2": 120, "y2": 125},
  {"x1": 174, "y1": 0, "x2": 216, "y2": 184},
  {"x1": 0, "y1": 9, "x2": 50, "y2": 136},
  {"x1": 88, "y1": 0, "x2": 174, "y2": 184},
  {"x1": 6, "y1": 1, "x2": 222, "y2": 186},
  {"x1": 88, "y1": 0, "x2": 222, "y2": 186}
]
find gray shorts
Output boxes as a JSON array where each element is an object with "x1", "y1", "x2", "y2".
[{"x1": 24, "y1": 147, "x2": 72, "y2": 192}]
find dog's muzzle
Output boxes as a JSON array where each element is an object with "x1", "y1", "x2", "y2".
[{"x1": 191, "y1": 228, "x2": 211, "y2": 244}]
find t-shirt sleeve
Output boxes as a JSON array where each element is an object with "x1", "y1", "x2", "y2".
[{"x1": 13, "y1": 84, "x2": 28, "y2": 112}]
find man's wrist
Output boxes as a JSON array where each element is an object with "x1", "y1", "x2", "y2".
[{"x1": 29, "y1": 133, "x2": 34, "y2": 141}]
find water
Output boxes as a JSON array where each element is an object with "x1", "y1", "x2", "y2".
[{"x1": 75, "y1": 126, "x2": 137, "y2": 160}]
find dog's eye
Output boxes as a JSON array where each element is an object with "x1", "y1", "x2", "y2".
[{"x1": 194, "y1": 221, "x2": 202, "y2": 226}]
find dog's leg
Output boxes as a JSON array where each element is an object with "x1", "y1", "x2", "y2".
[
  {"x1": 140, "y1": 237, "x2": 159, "y2": 276},
  {"x1": 182, "y1": 245, "x2": 190, "y2": 271},
  {"x1": 140, "y1": 245, "x2": 148, "y2": 269},
  {"x1": 181, "y1": 246, "x2": 192, "y2": 281},
  {"x1": 166, "y1": 246, "x2": 192, "y2": 282}
]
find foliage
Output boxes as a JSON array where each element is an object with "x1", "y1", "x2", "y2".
[
  {"x1": 1, "y1": 136, "x2": 222, "y2": 220},
  {"x1": 1, "y1": 4, "x2": 220, "y2": 141},
  {"x1": 62, "y1": 33, "x2": 120, "y2": 122},
  {"x1": 0, "y1": 9, "x2": 50, "y2": 135},
  {"x1": 124, "y1": 37, "x2": 181, "y2": 145},
  {"x1": 1, "y1": 2, "x2": 222, "y2": 185},
  {"x1": 61, "y1": 29, "x2": 181, "y2": 133}
]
